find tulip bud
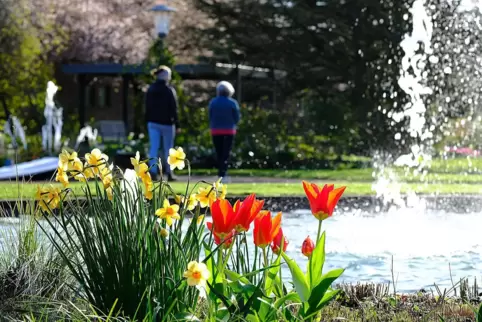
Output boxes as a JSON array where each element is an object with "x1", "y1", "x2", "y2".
[
  {"x1": 302, "y1": 236, "x2": 314, "y2": 257},
  {"x1": 271, "y1": 228, "x2": 288, "y2": 255}
]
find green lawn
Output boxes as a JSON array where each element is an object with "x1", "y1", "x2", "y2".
[
  {"x1": 180, "y1": 157, "x2": 482, "y2": 183},
  {"x1": 4, "y1": 180, "x2": 482, "y2": 200},
  {"x1": 3, "y1": 157, "x2": 482, "y2": 200},
  {"x1": 181, "y1": 168, "x2": 482, "y2": 184}
]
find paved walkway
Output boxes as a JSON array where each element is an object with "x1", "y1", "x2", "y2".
[{"x1": 175, "y1": 175, "x2": 311, "y2": 184}]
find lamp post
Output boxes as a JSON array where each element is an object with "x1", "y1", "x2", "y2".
[{"x1": 150, "y1": 3, "x2": 176, "y2": 39}]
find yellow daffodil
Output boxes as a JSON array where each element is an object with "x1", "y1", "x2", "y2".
[
  {"x1": 174, "y1": 194, "x2": 182, "y2": 204},
  {"x1": 194, "y1": 187, "x2": 216, "y2": 208},
  {"x1": 36, "y1": 186, "x2": 50, "y2": 212},
  {"x1": 181, "y1": 194, "x2": 198, "y2": 211},
  {"x1": 196, "y1": 215, "x2": 204, "y2": 225},
  {"x1": 155, "y1": 200, "x2": 180, "y2": 226},
  {"x1": 59, "y1": 150, "x2": 83, "y2": 173},
  {"x1": 55, "y1": 166, "x2": 69, "y2": 187},
  {"x1": 214, "y1": 178, "x2": 227, "y2": 199},
  {"x1": 36, "y1": 185, "x2": 61, "y2": 212},
  {"x1": 85, "y1": 148, "x2": 108, "y2": 174},
  {"x1": 183, "y1": 261, "x2": 210, "y2": 287},
  {"x1": 220, "y1": 183, "x2": 227, "y2": 199},
  {"x1": 100, "y1": 165, "x2": 114, "y2": 200},
  {"x1": 137, "y1": 163, "x2": 151, "y2": 182},
  {"x1": 58, "y1": 150, "x2": 70, "y2": 166},
  {"x1": 36, "y1": 185, "x2": 48, "y2": 201},
  {"x1": 106, "y1": 187, "x2": 113, "y2": 200},
  {"x1": 130, "y1": 151, "x2": 141, "y2": 173},
  {"x1": 74, "y1": 163, "x2": 95, "y2": 182},
  {"x1": 100, "y1": 165, "x2": 113, "y2": 190},
  {"x1": 144, "y1": 179, "x2": 153, "y2": 200},
  {"x1": 167, "y1": 147, "x2": 186, "y2": 170}
]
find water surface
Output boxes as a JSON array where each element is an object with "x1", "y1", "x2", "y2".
[{"x1": 1, "y1": 206, "x2": 480, "y2": 293}]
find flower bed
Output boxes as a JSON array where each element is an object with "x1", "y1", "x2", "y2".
[{"x1": 30, "y1": 146, "x2": 353, "y2": 321}]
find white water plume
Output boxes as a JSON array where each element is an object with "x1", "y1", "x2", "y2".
[{"x1": 372, "y1": 0, "x2": 434, "y2": 206}]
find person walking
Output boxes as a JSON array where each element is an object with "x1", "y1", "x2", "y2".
[
  {"x1": 145, "y1": 65, "x2": 180, "y2": 181},
  {"x1": 208, "y1": 81, "x2": 240, "y2": 181}
]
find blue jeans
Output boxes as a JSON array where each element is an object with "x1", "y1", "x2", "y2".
[{"x1": 147, "y1": 122, "x2": 175, "y2": 175}]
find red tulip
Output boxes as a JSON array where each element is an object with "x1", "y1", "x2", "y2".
[
  {"x1": 271, "y1": 228, "x2": 288, "y2": 255},
  {"x1": 253, "y1": 211, "x2": 282, "y2": 248},
  {"x1": 207, "y1": 222, "x2": 235, "y2": 249},
  {"x1": 302, "y1": 181, "x2": 346, "y2": 220},
  {"x1": 232, "y1": 194, "x2": 264, "y2": 232},
  {"x1": 207, "y1": 199, "x2": 236, "y2": 238},
  {"x1": 302, "y1": 236, "x2": 315, "y2": 257}
]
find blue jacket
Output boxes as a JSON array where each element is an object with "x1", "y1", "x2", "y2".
[{"x1": 208, "y1": 96, "x2": 240, "y2": 134}]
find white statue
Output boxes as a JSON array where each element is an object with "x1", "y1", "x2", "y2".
[
  {"x1": 4, "y1": 116, "x2": 27, "y2": 150},
  {"x1": 53, "y1": 106, "x2": 63, "y2": 152},
  {"x1": 75, "y1": 125, "x2": 98, "y2": 150},
  {"x1": 42, "y1": 81, "x2": 61, "y2": 154}
]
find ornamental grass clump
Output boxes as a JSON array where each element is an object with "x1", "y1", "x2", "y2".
[
  {"x1": 36, "y1": 147, "x2": 347, "y2": 321},
  {"x1": 37, "y1": 148, "x2": 208, "y2": 320}
]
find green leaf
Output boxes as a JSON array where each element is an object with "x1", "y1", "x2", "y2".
[
  {"x1": 225, "y1": 269, "x2": 251, "y2": 285},
  {"x1": 225, "y1": 264, "x2": 278, "y2": 283},
  {"x1": 256, "y1": 298, "x2": 275, "y2": 322},
  {"x1": 265, "y1": 255, "x2": 282, "y2": 297},
  {"x1": 173, "y1": 313, "x2": 200, "y2": 321},
  {"x1": 305, "y1": 268, "x2": 344, "y2": 317},
  {"x1": 308, "y1": 232, "x2": 326, "y2": 289},
  {"x1": 477, "y1": 302, "x2": 482, "y2": 322},
  {"x1": 388, "y1": 296, "x2": 397, "y2": 307},
  {"x1": 246, "y1": 313, "x2": 261, "y2": 322},
  {"x1": 274, "y1": 293, "x2": 302, "y2": 310},
  {"x1": 281, "y1": 252, "x2": 310, "y2": 302},
  {"x1": 203, "y1": 246, "x2": 215, "y2": 285},
  {"x1": 215, "y1": 307, "x2": 230, "y2": 321},
  {"x1": 316, "y1": 290, "x2": 340, "y2": 311},
  {"x1": 228, "y1": 279, "x2": 258, "y2": 296},
  {"x1": 303, "y1": 290, "x2": 341, "y2": 319}
]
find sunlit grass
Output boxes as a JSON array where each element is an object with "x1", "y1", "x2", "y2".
[
  {"x1": 2, "y1": 181, "x2": 482, "y2": 200},
  {"x1": 180, "y1": 156, "x2": 482, "y2": 183},
  {"x1": 180, "y1": 167, "x2": 482, "y2": 183}
]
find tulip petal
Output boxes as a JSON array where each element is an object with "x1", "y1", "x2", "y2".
[
  {"x1": 302, "y1": 181, "x2": 317, "y2": 200},
  {"x1": 327, "y1": 186, "x2": 346, "y2": 215},
  {"x1": 253, "y1": 211, "x2": 271, "y2": 247},
  {"x1": 271, "y1": 212, "x2": 282, "y2": 240}
]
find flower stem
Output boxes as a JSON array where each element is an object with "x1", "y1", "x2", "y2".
[
  {"x1": 262, "y1": 247, "x2": 269, "y2": 283},
  {"x1": 221, "y1": 235, "x2": 235, "y2": 272},
  {"x1": 316, "y1": 219, "x2": 323, "y2": 244}
]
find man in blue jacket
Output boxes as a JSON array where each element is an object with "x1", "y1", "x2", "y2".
[
  {"x1": 145, "y1": 65, "x2": 180, "y2": 181},
  {"x1": 209, "y1": 81, "x2": 240, "y2": 181}
]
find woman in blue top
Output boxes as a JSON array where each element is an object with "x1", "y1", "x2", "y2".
[{"x1": 208, "y1": 81, "x2": 240, "y2": 180}]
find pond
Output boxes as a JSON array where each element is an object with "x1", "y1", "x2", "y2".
[
  {"x1": 1, "y1": 206, "x2": 480, "y2": 293},
  {"x1": 282, "y1": 207, "x2": 482, "y2": 293}
]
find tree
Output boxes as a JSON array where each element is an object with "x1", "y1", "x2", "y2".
[
  {"x1": 194, "y1": 0, "x2": 413, "y2": 153},
  {"x1": 0, "y1": 0, "x2": 61, "y2": 133}
]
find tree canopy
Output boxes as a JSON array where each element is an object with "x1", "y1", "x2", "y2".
[{"x1": 194, "y1": 0, "x2": 415, "y2": 153}]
